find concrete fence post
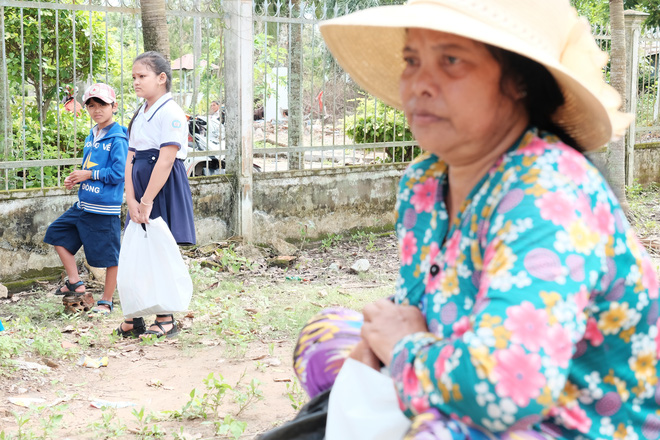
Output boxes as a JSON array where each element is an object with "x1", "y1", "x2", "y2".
[
  {"x1": 624, "y1": 10, "x2": 648, "y2": 186},
  {"x1": 224, "y1": 0, "x2": 254, "y2": 241}
]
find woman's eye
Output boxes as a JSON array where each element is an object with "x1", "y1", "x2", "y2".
[
  {"x1": 444, "y1": 56, "x2": 459, "y2": 65},
  {"x1": 403, "y1": 56, "x2": 417, "y2": 67}
]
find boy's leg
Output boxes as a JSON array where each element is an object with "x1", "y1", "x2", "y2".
[
  {"x1": 95, "y1": 266, "x2": 117, "y2": 313},
  {"x1": 54, "y1": 245, "x2": 85, "y2": 294}
]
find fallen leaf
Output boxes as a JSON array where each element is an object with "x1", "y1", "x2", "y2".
[
  {"x1": 273, "y1": 378, "x2": 291, "y2": 382},
  {"x1": 8, "y1": 397, "x2": 46, "y2": 407}
]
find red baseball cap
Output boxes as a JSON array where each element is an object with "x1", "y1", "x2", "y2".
[{"x1": 83, "y1": 83, "x2": 116, "y2": 104}]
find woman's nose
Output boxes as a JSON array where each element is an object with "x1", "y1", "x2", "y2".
[{"x1": 411, "y1": 65, "x2": 440, "y2": 97}]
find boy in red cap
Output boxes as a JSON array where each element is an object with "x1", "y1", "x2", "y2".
[{"x1": 44, "y1": 83, "x2": 128, "y2": 316}]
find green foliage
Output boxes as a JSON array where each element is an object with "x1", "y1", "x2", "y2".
[
  {"x1": 131, "y1": 407, "x2": 166, "y2": 439},
  {"x1": 164, "y1": 373, "x2": 232, "y2": 421},
  {"x1": 216, "y1": 245, "x2": 256, "y2": 273},
  {"x1": 254, "y1": 33, "x2": 288, "y2": 107},
  {"x1": 3, "y1": 5, "x2": 109, "y2": 116},
  {"x1": 233, "y1": 374, "x2": 264, "y2": 416},
  {"x1": 345, "y1": 97, "x2": 419, "y2": 163},
  {"x1": 321, "y1": 233, "x2": 343, "y2": 251},
  {"x1": 2, "y1": 103, "x2": 88, "y2": 189},
  {"x1": 570, "y1": 0, "x2": 660, "y2": 27},
  {"x1": 213, "y1": 415, "x2": 247, "y2": 439},
  {"x1": 285, "y1": 378, "x2": 307, "y2": 410},
  {"x1": 87, "y1": 408, "x2": 127, "y2": 439}
]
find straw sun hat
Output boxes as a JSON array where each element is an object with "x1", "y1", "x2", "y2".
[{"x1": 319, "y1": 0, "x2": 633, "y2": 151}]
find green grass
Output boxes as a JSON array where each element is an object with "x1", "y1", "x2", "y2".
[{"x1": 0, "y1": 236, "x2": 393, "y2": 439}]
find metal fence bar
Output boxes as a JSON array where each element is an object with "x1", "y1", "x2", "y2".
[{"x1": 2, "y1": 0, "x2": 658, "y2": 186}]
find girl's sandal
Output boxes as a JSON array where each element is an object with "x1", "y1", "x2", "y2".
[
  {"x1": 141, "y1": 315, "x2": 179, "y2": 339},
  {"x1": 113, "y1": 317, "x2": 145, "y2": 338},
  {"x1": 55, "y1": 280, "x2": 86, "y2": 296}
]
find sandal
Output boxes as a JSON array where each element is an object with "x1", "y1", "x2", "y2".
[
  {"x1": 89, "y1": 300, "x2": 113, "y2": 316},
  {"x1": 113, "y1": 317, "x2": 145, "y2": 338},
  {"x1": 142, "y1": 315, "x2": 179, "y2": 339},
  {"x1": 55, "y1": 279, "x2": 86, "y2": 296}
]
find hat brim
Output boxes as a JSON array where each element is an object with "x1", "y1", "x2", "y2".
[
  {"x1": 320, "y1": 3, "x2": 629, "y2": 151},
  {"x1": 84, "y1": 95, "x2": 115, "y2": 105}
]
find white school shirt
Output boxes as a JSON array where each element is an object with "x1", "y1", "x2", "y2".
[{"x1": 129, "y1": 92, "x2": 188, "y2": 160}]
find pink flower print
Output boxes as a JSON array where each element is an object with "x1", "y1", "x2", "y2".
[
  {"x1": 536, "y1": 191, "x2": 576, "y2": 226},
  {"x1": 410, "y1": 178, "x2": 438, "y2": 213},
  {"x1": 642, "y1": 257, "x2": 659, "y2": 299},
  {"x1": 592, "y1": 202, "x2": 615, "y2": 235},
  {"x1": 445, "y1": 231, "x2": 462, "y2": 265},
  {"x1": 557, "y1": 152, "x2": 587, "y2": 185},
  {"x1": 574, "y1": 285, "x2": 590, "y2": 316},
  {"x1": 493, "y1": 345, "x2": 546, "y2": 407},
  {"x1": 519, "y1": 138, "x2": 547, "y2": 156},
  {"x1": 402, "y1": 363, "x2": 421, "y2": 398},
  {"x1": 656, "y1": 318, "x2": 660, "y2": 357},
  {"x1": 557, "y1": 404, "x2": 592, "y2": 433},
  {"x1": 504, "y1": 301, "x2": 549, "y2": 352},
  {"x1": 584, "y1": 317, "x2": 604, "y2": 347},
  {"x1": 433, "y1": 345, "x2": 454, "y2": 379},
  {"x1": 411, "y1": 396, "x2": 430, "y2": 414},
  {"x1": 401, "y1": 231, "x2": 418, "y2": 266},
  {"x1": 428, "y1": 242, "x2": 440, "y2": 263},
  {"x1": 425, "y1": 268, "x2": 443, "y2": 294},
  {"x1": 452, "y1": 316, "x2": 471, "y2": 338},
  {"x1": 575, "y1": 194, "x2": 600, "y2": 233},
  {"x1": 543, "y1": 324, "x2": 574, "y2": 368}
]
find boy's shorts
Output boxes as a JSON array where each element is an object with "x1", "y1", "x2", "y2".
[{"x1": 44, "y1": 203, "x2": 121, "y2": 268}]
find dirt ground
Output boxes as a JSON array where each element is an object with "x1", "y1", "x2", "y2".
[
  {"x1": 0, "y1": 233, "x2": 400, "y2": 439},
  {"x1": 2, "y1": 187, "x2": 659, "y2": 440}
]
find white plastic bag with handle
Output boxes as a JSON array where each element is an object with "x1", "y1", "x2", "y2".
[
  {"x1": 326, "y1": 358, "x2": 411, "y2": 440},
  {"x1": 117, "y1": 217, "x2": 193, "y2": 318}
]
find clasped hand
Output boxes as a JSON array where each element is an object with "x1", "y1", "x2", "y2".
[
  {"x1": 64, "y1": 170, "x2": 92, "y2": 190},
  {"x1": 349, "y1": 299, "x2": 427, "y2": 368},
  {"x1": 128, "y1": 198, "x2": 152, "y2": 224}
]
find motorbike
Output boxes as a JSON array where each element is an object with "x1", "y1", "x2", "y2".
[{"x1": 184, "y1": 115, "x2": 262, "y2": 177}]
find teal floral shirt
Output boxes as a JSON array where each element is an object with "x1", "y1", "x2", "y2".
[{"x1": 389, "y1": 128, "x2": 660, "y2": 440}]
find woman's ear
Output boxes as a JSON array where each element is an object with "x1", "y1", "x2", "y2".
[{"x1": 158, "y1": 72, "x2": 167, "y2": 87}]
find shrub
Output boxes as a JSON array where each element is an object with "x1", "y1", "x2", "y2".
[
  {"x1": 344, "y1": 97, "x2": 420, "y2": 163},
  {"x1": 3, "y1": 103, "x2": 89, "y2": 189}
]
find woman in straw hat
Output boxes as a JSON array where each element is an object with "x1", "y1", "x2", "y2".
[{"x1": 289, "y1": 0, "x2": 660, "y2": 439}]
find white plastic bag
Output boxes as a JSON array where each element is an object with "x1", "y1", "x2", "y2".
[
  {"x1": 326, "y1": 358, "x2": 411, "y2": 440},
  {"x1": 117, "y1": 217, "x2": 193, "y2": 318}
]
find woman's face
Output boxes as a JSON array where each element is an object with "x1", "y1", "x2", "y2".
[
  {"x1": 132, "y1": 61, "x2": 166, "y2": 101},
  {"x1": 399, "y1": 29, "x2": 526, "y2": 162}
]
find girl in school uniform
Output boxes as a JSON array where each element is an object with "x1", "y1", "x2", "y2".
[{"x1": 115, "y1": 51, "x2": 196, "y2": 339}]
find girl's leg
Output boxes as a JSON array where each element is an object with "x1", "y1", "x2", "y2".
[
  {"x1": 293, "y1": 308, "x2": 363, "y2": 399},
  {"x1": 54, "y1": 246, "x2": 85, "y2": 294}
]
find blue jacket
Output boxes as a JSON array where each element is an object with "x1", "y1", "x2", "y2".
[{"x1": 78, "y1": 122, "x2": 128, "y2": 215}]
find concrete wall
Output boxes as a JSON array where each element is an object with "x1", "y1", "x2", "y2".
[
  {"x1": 588, "y1": 143, "x2": 660, "y2": 187},
  {"x1": 0, "y1": 163, "x2": 405, "y2": 282},
  {"x1": 3, "y1": 143, "x2": 660, "y2": 283}
]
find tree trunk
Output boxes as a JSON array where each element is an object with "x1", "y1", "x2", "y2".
[
  {"x1": 141, "y1": 0, "x2": 170, "y2": 60},
  {"x1": 608, "y1": 0, "x2": 628, "y2": 209},
  {"x1": 288, "y1": 0, "x2": 304, "y2": 170}
]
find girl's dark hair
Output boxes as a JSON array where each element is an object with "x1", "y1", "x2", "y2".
[
  {"x1": 134, "y1": 51, "x2": 172, "y2": 92},
  {"x1": 487, "y1": 46, "x2": 582, "y2": 152},
  {"x1": 127, "y1": 51, "x2": 172, "y2": 136}
]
